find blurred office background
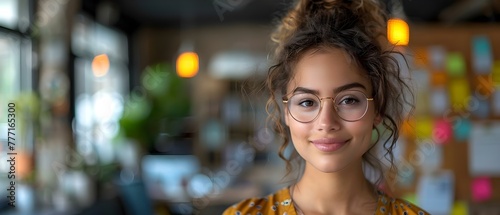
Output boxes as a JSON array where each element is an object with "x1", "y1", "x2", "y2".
[{"x1": 0, "y1": 0, "x2": 500, "y2": 214}]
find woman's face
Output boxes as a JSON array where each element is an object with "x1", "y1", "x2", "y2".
[{"x1": 285, "y1": 48, "x2": 380, "y2": 173}]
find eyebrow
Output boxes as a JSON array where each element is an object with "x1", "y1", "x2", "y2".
[{"x1": 292, "y1": 82, "x2": 367, "y2": 95}]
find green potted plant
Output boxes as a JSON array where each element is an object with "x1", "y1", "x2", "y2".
[{"x1": 118, "y1": 63, "x2": 191, "y2": 153}]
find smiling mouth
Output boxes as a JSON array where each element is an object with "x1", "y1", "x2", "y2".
[{"x1": 310, "y1": 138, "x2": 350, "y2": 152}]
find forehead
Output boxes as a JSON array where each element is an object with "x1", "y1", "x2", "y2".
[{"x1": 287, "y1": 48, "x2": 371, "y2": 94}]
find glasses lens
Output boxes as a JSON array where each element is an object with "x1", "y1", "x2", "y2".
[
  {"x1": 334, "y1": 90, "x2": 369, "y2": 121},
  {"x1": 287, "y1": 93, "x2": 321, "y2": 122},
  {"x1": 287, "y1": 90, "x2": 369, "y2": 122}
]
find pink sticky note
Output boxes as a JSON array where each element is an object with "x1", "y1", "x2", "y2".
[
  {"x1": 472, "y1": 177, "x2": 492, "y2": 202},
  {"x1": 433, "y1": 119, "x2": 453, "y2": 144}
]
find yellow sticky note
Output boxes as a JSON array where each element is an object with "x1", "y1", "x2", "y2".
[
  {"x1": 449, "y1": 78, "x2": 470, "y2": 111},
  {"x1": 493, "y1": 61, "x2": 500, "y2": 86},
  {"x1": 451, "y1": 201, "x2": 468, "y2": 215},
  {"x1": 447, "y1": 53, "x2": 466, "y2": 77},
  {"x1": 415, "y1": 117, "x2": 433, "y2": 139}
]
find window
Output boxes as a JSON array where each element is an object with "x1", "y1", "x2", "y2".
[
  {"x1": 0, "y1": 0, "x2": 33, "y2": 181},
  {"x1": 72, "y1": 14, "x2": 129, "y2": 163}
]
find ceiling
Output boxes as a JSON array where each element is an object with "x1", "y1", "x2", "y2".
[
  {"x1": 82, "y1": 0, "x2": 500, "y2": 31},
  {"x1": 117, "y1": 0, "x2": 287, "y2": 26},
  {"x1": 83, "y1": 0, "x2": 291, "y2": 31}
]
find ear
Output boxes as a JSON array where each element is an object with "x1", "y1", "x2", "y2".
[{"x1": 284, "y1": 107, "x2": 290, "y2": 126}]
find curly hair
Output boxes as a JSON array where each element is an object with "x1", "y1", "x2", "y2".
[{"x1": 266, "y1": 0, "x2": 414, "y2": 185}]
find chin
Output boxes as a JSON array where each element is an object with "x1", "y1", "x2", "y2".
[{"x1": 309, "y1": 157, "x2": 351, "y2": 173}]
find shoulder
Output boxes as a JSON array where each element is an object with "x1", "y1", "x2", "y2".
[
  {"x1": 222, "y1": 187, "x2": 295, "y2": 215},
  {"x1": 377, "y1": 192, "x2": 430, "y2": 215}
]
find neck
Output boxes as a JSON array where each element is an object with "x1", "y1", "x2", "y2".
[{"x1": 292, "y1": 159, "x2": 377, "y2": 214}]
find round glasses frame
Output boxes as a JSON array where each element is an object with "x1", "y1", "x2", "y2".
[{"x1": 282, "y1": 90, "x2": 374, "y2": 123}]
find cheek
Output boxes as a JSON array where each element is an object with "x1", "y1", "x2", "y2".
[
  {"x1": 349, "y1": 120, "x2": 375, "y2": 146},
  {"x1": 288, "y1": 120, "x2": 310, "y2": 140},
  {"x1": 363, "y1": 106, "x2": 378, "y2": 127}
]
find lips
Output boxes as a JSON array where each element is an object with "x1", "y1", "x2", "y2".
[{"x1": 310, "y1": 138, "x2": 349, "y2": 152}]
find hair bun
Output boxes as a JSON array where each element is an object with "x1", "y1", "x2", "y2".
[{"x1": 271, "y1": 0, "x2": 387, "y2": 58}]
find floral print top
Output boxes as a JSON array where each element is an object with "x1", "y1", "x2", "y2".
[{"x1": 222, "y1": 187, "x2": 430, "y2": 215}]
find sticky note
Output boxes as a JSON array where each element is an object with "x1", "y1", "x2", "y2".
[
  {"x1": 451, "y1": 201, "x2": 468, "y2": 215},
  {"x1": 413, "y1": 47, "x2": 429, "y2": 68},
  {"x1": 448, "y1": 78, "x2": 470, "y2": 111},
  {"x1": 401, "y1": 119, "x2": 416, "y2": 139},
  {"x1": 415, "y1": 117, "x2": 433, "y2": 139},
  {"x1": 475, "y1": 75, "x2": 494, "y2": 97},
  {"x1": 415, "y1": 91, "x2": 430, "y2": 115},
  {"x1": 453, "y1": 118, "x2": 471, "y2": 142},
  {"x1": 417, "y1": 171, "x2": 454, "y2": 215},
  {"x1": 471, "y1": 177, "x2": 492, "y2": 202},
  {"x1": 429, "y1": 46, "x2": 446, "y2": 70},
  {"x1": 431, "y1": 71, "x2": 448, "y2": 86},
  {"x1": 469, "y1": 123, "x2": 500, "y2": 176},
  {"x1": 416, "y1": 141, "x2": 443, "y2": 172},
  {"x1": 494, "y1": 88, "x2": 500, "y2": 115},
  {"x1": 433, "y1": 119, "x2": 453, "y2": 144},
  {"x1": 471, "y1": 95, "x2": 490, "y2": 119},
  {"x1": 430, "y1": 87, "x2": 449, "y2": 116},
  {"x1": 493, "y1": 61, "x2": 500, "y2": 86},
  {"x1": 413, "y1": 69, "x2": 431, "y2": 92},
  {"x1": 472, "y1": 36, "x2": 493, "y2": 74},
  {"x1": 446, "y1": 53, "x2": 466, "y2": 77}
]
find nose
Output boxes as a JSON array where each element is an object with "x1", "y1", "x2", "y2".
[{"x1": 316, "y1": 98, "x2": 341, "y2": 131}]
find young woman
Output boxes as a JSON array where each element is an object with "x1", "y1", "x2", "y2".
[{"x1": 223, "y1": 0, "x2": 429, "y2": 214}]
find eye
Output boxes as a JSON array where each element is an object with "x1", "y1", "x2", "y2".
[
  {"x1": 290, "y1": 93, "x2": 319, "y2": 108},
  {"x1": 298, "y1": 99, "x2": 316, "y2": 107},
  {"x1": 338, "y1": 96, "x2": 360, "y2": 106}
]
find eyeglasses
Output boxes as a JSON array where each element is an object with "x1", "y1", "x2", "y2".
[{"x1": 282, "y1": 90, "x2": 374, "y2": 123}]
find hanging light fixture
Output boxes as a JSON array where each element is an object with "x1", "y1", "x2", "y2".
[
  {"x1": 388, "y1": 18, "x2": 409, "y2": 46},
  {"x1": 176, "y1": 51, "x2": 199, "y2": 78},
  {"x1": 176, "y1": 13, "x2": 198, "y2": 79},
  {"x1": 387, "y1": 0, "x2": 410, "y2": 46}
]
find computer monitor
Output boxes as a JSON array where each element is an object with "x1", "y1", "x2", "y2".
[{"x1": 141, "y1": 155, "x2": 200, "y2": 203}]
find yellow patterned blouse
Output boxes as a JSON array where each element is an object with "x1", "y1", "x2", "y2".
[{"x1": 223, "y1": 187, "x2": 429, "y2": 215}]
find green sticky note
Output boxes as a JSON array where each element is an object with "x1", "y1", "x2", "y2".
[{"x1": 447, "y1": 53, "x2": 466, "y2": 77}]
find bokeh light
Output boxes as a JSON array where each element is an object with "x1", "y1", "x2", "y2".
[
  {"x1": 388, "y1": 18, "x2": 409, "y2": 46},
  {"x1": 176, "y1": 52, "x2": 199, "y2": 78},
  {"x1": 92, "y1": 54, "x2": 110, "y2": 77}
]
